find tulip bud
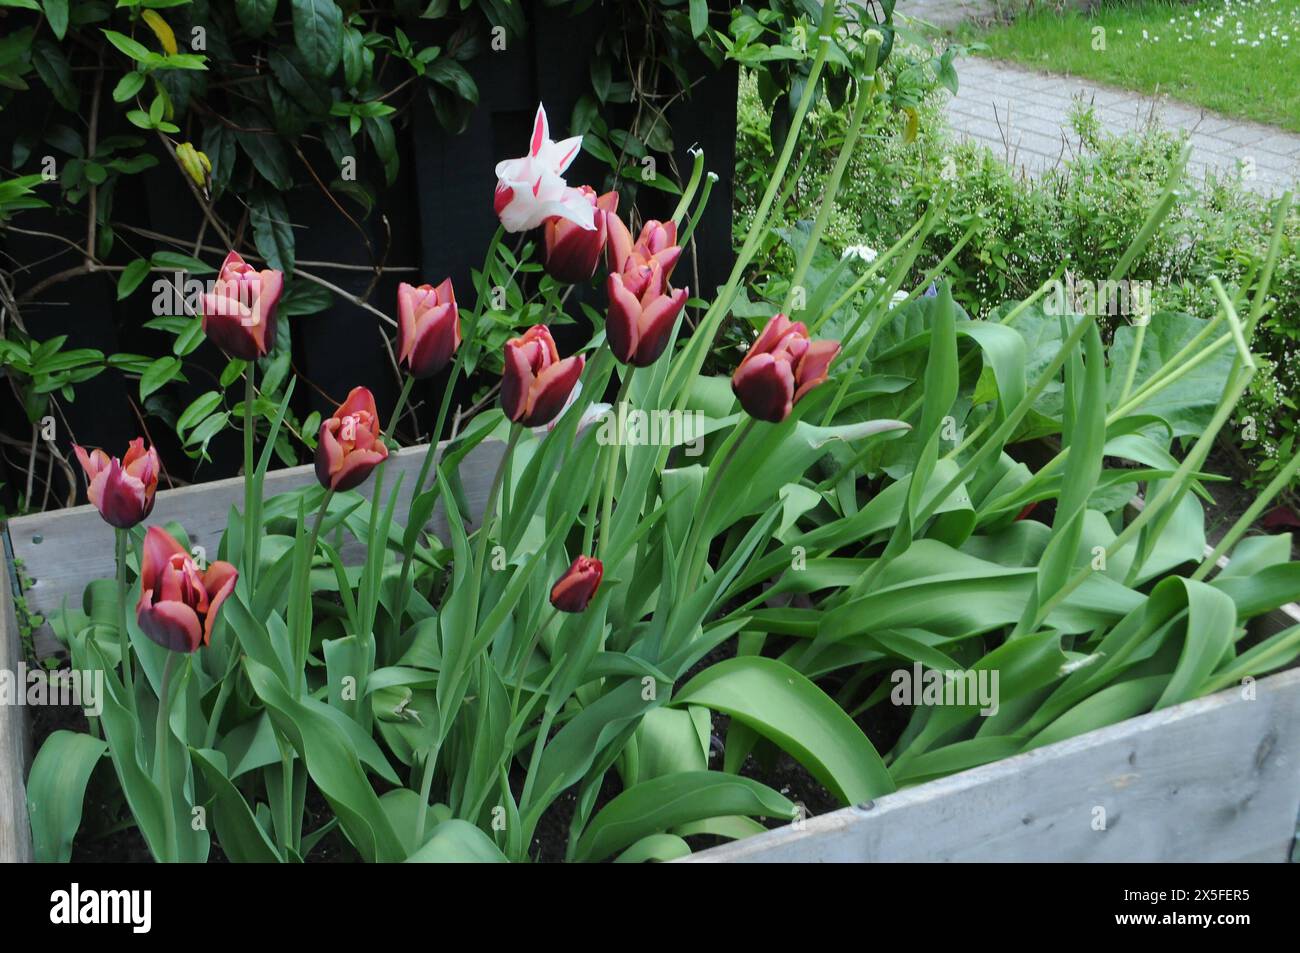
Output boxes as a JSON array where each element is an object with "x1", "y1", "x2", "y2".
[
  {"x1": 731, "y1": 315, "x2": 841, "y2": 423},
  {"x1": 175, "y1": 142, "x2": 211, "y2": 190},
  {"x1": 73, "y1": 438, "x2": 160, "y2": 529},
  {"x1": 549, "y1": 555, "x2": 603, "y2": 613},
  {"x1": 606, "y1": 265, "x2": 688, "y2": 367},
  {"x1": 544, "y1": 188, "x2": 618, "y2": 284},
  {"x1": 200, "y1": 250, "x2": 284, "y2": 361},
  {"x1": 315, "y1": 386, "x2": 389, "y2": 491},
  {"x1": 397, "y1": 279, "x2": 461, "y2": 378},
  {"x1": 136, "y1": 526, "x2": 237, "y2": 653},
  {"x1": 501, "y1": 325, "x2": 586, "y2": 428}
]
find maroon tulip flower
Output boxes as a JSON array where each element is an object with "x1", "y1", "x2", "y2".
[
  {"x1": 544, "y1": 187, "x2": 618, "y2": 284},
  {"x1": 200, "y1": 250, "x2": 284, "y2": 361},
  {"x1": 606, "y1": 215, "x2": 682, "y2": 295},
  {"x1": 136, "y1": 526, "x2": 237, "y2": 653},
  {"x1": 501, "y1": 325, "x2": 586, "y2": 428},
  {"x1": 398, "y1": 279, "x2": 461, "y2": 379},
  {"x1": 73, "y1": 438, "x2": 160, "y2": 529},
  {"x1": 549, "y1": 555, "x2": 603, "y2": 613},
  {"x1": 314, "y1": 386, "x2": 389, "y2": 492},
  {"x1": 731, "y1": 315, "x2": 841, "y2": 423},
  {"x1": 606, "y1": 259, "x2": 688, "y2": 367}
]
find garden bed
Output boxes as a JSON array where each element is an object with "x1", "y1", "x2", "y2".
[{"x1": 4, "y1": 452, "x2": 1299, "y2": 864}]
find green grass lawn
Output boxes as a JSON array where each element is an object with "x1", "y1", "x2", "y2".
[{"x1": 966, "y1": 0, "x2": 1300, "y2": 132}]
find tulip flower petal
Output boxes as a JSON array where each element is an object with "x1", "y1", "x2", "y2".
[
  {"x1": 138, "y1": 598, "x2": 204, "y2": 653},
  {"x1": 525, "y1": 354, "x2": 585, "y2": 427},
  {"x1": 733, "y1": 352, "x2": 796, "y2": 423}
]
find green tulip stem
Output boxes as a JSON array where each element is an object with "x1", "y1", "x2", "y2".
[
  {"x1": 679, "y1": 416, "x2": 755, "y2": 594},
  {"x1": 243, "y1": 365, "x2": 257, "y2": 592},
  {"x1": 598, "y1": 367, "x2": 636, "y2": 561},
  {"x1": 670, "y1": 147, "x2": 707, "y2": 225},
  {"x1": 781, "y1": 33, "x2": 879, "y2": 316},
  {"x1": 394, "y1": 349, "x2": 467, "y2": 628},
  {"x1": 386, "y1": 374, "x2": 417, "y2": 440},
  {"x1": 115, "y1": 527, "x2": 135, "y2": 707},
  {"x1": 510, "y1": 606, "x2": 561, "y2": 725},
  {"x1": 412, "y1": 738, "x2": 443, "y2": 849},
  {"x1": 154, "y1": 650, "x2": 179, "y2": 863}
]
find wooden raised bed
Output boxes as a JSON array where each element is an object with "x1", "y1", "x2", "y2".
[{"x1": 2, "y1": 446, "x2": 1299, "y2": 863}]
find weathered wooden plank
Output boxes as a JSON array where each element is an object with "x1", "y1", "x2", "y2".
[
  {"x1": 5, "y1": 439, "x2": 505, "y2": 658},
  {"x1": 684, "y1": 666, "x2": 1300, "y2": 862},
  {"x1": 0, "y1": 550, "x2": 33, "y2": 863}
]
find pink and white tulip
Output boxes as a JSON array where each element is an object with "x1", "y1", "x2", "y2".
[{"x1": 494, "y1": 104, "x2": 595, "y2": 233}]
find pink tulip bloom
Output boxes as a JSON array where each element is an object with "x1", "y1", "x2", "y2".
[
  {"x1": 398, "y1": 279, "x2": 461, "y2": 379},
  {"x1": 136, "y1": 526, "x2": 237, "y2": 653},
  {"x1": 731, "y1": 315, "x2": 841, "y2": 423},
  {"x1": 606, "y1": 260, "x2": 688, "y2": 367},
  {"x1": 501, "y1": 325, "x2": 586, "y2": 428},
  {"x1": 73, "y1": 438, "x2": 160, "y2": 529},
  {"x1": 314, "y1": 386, "x2": 389, "y2": 492},
  {"x1": 606, "y1": 215, "x2": 682, "y2": 295},
  {"x1": 494, "y1": 104, "x2": 595, "y2": 233},
  {"x1": 200, "y1": 250, "x2": 284, "y2": 361}
]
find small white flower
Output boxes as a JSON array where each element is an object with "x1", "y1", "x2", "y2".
[{"x1": 841, "y1": 244, "x2": 879, "y2": 263}]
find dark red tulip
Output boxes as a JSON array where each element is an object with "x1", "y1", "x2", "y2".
[
  {"x1": 549, "y1": 555, "x2": 603, "y2": 613},
  {"x1": 73, "y1": 438, "x2": 160, "y2": 529},
  {"x1": 544, "y1": 187, "x2": 618, "y2": 284},
  {"x1": 398, "y1": 279, "x2": 461, "y2": 379},
  {"x1": 314, "y1": 386, "x2": 389, "y2": 492},
  {"x1": 501, "y1": 325, "x2": 586, "y2": 428},
  {"x1": 731, "y1": 315, "x2": 840, "y2": 423},
  {"x1": 136, "y1": 526, "x2": 237, "y2": 653},
  {"x1": 606, "y1": 259, "x2": 688, "y2": 367},
  {"x1": 200, "y1": 250, "x2": 284, "y2": 360}
]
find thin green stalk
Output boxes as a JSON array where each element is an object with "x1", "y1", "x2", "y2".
[
  {"x1": 509, "y1": 606, "x2": 560, "y2": 722},
  {"x1": 678, "y1": 416, "x2": 755, "y2": 594},
  {"x1": 1037, "y1": 363, "x2": 1255, "y2": 623},
  {"x1": 520, "y1": 707, "x2": 557, "y2": 813},
  {"x1": 1192, "y1": 447, "x2": 1300, "y2": 582},
  {"x1": 154, "y1": 651, "x2": 179, "y2": 863},
  {"x1": 598, "y1": 368, "x2": 635, "y2": 561},
  {"x1": 473, "y1": 425, "x2": 522, "y2": 575},
  {"x1": 670, "y1": 148, "x2": 707, "y2": 224},
  {"x1": 412, "y1": 739, "x2": 443, "y2": 848},
  {"x1": 781, "y1": 35, "x2": 881, "y2": 315},
  {"x1": 387, "y1": 374, "x2": 416, "y2": 440},
  {"x1": 678, "y1": 171, "x2": 718, "y2": 250},
  {"x1": 807, "y1": 218, "x2": 925, "y2": 335},
  {"x1": 664, "y1": 0, "x2": 838, "y2": 410},
  {"x1": 243, "y1": 366, "x2": 257, "y2": 591},
  {"x1": 115, "y1": 528, "x2": 134, "y2": 707}
]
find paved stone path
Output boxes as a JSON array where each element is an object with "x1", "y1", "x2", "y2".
[{"x1": 942, "y1": 57, "x2": 1300, "y2": 194}]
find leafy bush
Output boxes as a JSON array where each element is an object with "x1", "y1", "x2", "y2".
[{"x1": 736, "y1": 69, "x2": 1300, "y2": 497}]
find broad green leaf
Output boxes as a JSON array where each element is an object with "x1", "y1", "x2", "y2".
[
  {"x1": 27, "y1": 730, "x2": 107, "y2": 862},
  {"x1": 674, "y1": 656, "x2": 894, "y2": 804}
]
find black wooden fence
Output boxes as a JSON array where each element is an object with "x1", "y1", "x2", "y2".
[{"x1": 0, "y1": 5, "x2": 736, "y2": 513}]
